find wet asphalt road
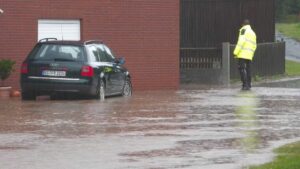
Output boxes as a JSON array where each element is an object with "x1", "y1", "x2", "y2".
[
  {"x1": 276, "y1": 31, "x2": 300, "y2": 62},
  {"x1": 0, "y1": 82, "x2": 300, "y2": 169}
]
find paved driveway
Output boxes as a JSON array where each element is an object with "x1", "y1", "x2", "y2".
[{"x1": 0, "y1": 82, "x2": 300, "y2": 169}]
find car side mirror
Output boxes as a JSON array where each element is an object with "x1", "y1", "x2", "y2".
[{"x1": 115, "y1": 57, "x2": 125, "y2": 65}]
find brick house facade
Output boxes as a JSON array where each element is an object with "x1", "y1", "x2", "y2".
[{"x1": 0, "y1": 0, "x2": 180, "y2": 90}]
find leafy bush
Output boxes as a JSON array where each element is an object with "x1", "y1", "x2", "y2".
[{"x1": 0, "y1": 59, "x2": 16, "y2": 87}]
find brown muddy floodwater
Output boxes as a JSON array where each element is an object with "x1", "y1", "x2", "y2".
[{"x1": 0, "y1": 84, "x2": 300, "y2": 169}]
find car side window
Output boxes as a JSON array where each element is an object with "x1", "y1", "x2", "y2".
[
  {"x1": 96, "y1": 45, "x2": 109, "y2": 62},
  {"x1": 87, "y1": 44, "x2": 115, "y2": 63},
  {"x1": 87, "y1": 45, "x2": 100, "y2": 62},
  {"x1": 103, "y1": 45, "x2": 115, "y2": 62}
]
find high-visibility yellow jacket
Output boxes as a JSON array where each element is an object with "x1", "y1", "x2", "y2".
[{"x1": 233, "y1": 25, "x2": 257, "y2": 61}]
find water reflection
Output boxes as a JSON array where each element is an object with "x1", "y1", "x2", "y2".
[{"x1": 235, "y1": 91, "x2": 260, "y2": 153}]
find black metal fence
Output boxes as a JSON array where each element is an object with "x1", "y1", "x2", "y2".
[
  {"x1": 180, "y1": 47, "x2": 222, "y2": 69},
  {"x1": 230, "y1": 42, "x2": 286, "y2": 79},
  {"x1": 180, "y1": 45, "x2": 227, "y2": 84},
  {"x1": 180, "y1": 42, "x2": 286, "y2": 84}
]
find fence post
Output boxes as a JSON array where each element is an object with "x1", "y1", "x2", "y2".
[
  {"x1": 221, "y1": 42, "x2": 230, "y2": 87},
  {"x1": 282, "y1": 41, "x2": 286, "y2": 74}
]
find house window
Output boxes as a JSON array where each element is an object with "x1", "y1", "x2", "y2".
[{"x1": 38, "y1": 19, "x2": 81, "y2": 41}]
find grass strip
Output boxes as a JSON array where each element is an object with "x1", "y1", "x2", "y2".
[
  {"x1": 277, "y1": 23, "x2": 300, "y2": 41},
  {"x1": 286, "y1": 60, "x2": 300, "y2": 76},
  {"x1": 249, "y1": 141, "x2": 300, "y2": 169}
]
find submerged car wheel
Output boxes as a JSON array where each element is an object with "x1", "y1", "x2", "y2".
[
  {"x1": 122, "y1": 79, "x2": 132, "y2": 97},
  {"x1": 97, "y1": 80, "x2": 105, "y2": 101}
]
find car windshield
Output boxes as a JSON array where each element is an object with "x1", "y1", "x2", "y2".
[{"x1": 28, "y1": 44, "x2": 85, "y2": 62}]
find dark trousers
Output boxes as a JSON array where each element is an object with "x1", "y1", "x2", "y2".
[{"x1": 238, "y1": 58, "x2": 252, "y2": 88}]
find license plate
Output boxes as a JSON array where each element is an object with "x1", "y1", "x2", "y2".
[{"x1": 42, "y1": 70, "x2": 66, "y2": 77}]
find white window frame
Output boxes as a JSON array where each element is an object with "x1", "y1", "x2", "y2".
[{"x1": 38, "y1": 19, "x2": 81, "y2": 41}]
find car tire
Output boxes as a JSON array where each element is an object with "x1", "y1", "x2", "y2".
[
  {"x1": 97, "y1": 79, "x2": 105, "y2": 101},
  {"x1": 122, "y1": 79, "x2": 132, "y2": 97},
  {"x1": 21, "y1": 91, "x2": 36, "y2": 100}
]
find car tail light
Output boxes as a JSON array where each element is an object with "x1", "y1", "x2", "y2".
[
  {"x1": 21, "y1": 63, "x2": 28, "y2": 74},
  {"x1": 81, "y1": 65, "x2": 94, "y2": 77}
]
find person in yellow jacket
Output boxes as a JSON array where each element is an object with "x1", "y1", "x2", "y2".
[{"x1": 234, "y1": 19, "x2": 257, "y2": 90}]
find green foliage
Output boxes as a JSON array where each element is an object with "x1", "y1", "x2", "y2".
[
  {"x1": 0, "y1": 59, "x2": 16, "y2": 86},
  {"x1": 276, "y1": 0, "x2": 300, "y2": 22},
  {"x1": 285, "y1": 0, "x2": 300, "y2": 15},
  {"x1": 249, "y1": 141, "x2": 300, "y2": 169}
]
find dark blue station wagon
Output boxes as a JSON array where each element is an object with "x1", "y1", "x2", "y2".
[{"x1": 20, "y1": 38, "x2": 132, "y2": 100}]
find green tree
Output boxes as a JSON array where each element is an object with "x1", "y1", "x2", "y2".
[
  {"x1": 276, "y1": 0, "x2": 300, "y2": 22},
  {"x1": 276, "y1": 0, "x2": 286, "y2": 21}
]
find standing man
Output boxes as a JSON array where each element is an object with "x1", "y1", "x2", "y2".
[{"x1": 234, "y1": 19, "x2": 257, "y2": 90}]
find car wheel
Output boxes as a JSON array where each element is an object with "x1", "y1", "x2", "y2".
[
  {"x1": 21, "y1": 91, "x2": 36, "y2": 100},
  {"x1": 97, "y1": 80, "x2": 105, "y2": 101},
  {"x1": 122, "y1": 79, "x2": 132, "y2": 97}
]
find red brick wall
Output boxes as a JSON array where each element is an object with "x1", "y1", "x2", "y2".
[{"x1": 0, "y1": 0, "x2": 179, "y2": 90}]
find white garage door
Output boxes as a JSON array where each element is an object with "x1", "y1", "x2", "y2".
[{"x1": 38, "y1": 20, "x2": 81, "y2": 41}]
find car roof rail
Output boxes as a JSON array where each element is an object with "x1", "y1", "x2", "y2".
[
  {"x1": 39, "y1": 38, "x2": 58, "y2": 42},
  {"x1": 84, "y1": 40, "x2": 103, "y2": 45}
]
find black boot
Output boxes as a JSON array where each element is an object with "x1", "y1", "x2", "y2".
[
  {"x1": 242, "y1": 86, "x2": 250, "y2": 91},
  {"x1": 239, "y1": 68, "x2": 249, "y2": 91},
  {"x1": 238, "y1": 59, "x2": 251, "y2": 91}
]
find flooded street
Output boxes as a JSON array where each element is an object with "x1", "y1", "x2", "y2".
[{"x1": 1, "y1": 82, "x2": 300, "y2": 169}]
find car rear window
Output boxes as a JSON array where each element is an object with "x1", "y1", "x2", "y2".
[{"x1": 28, "y1": 44, "x2": 85, "y2": 62}]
